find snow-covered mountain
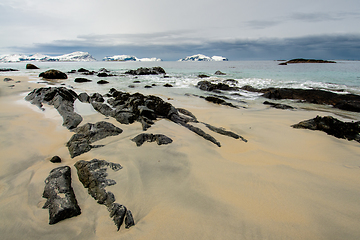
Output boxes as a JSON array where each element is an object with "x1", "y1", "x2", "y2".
[
  {"x1": 0, "y1": 51, "x2": 96, "y2": 62},
  {"x1": 103, "y1": 55, "x2": 162, "y2": 62},
  {"x1": 178, "y1": 54, "x2": 228, "y2": 61}
]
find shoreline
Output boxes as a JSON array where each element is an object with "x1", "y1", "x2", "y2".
[{"x1": 1, "y1": 75, "x2": 360, "y2": 239}]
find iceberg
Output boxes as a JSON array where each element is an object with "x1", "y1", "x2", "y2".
[{"x1": 178, "y1": 54, "x2": 228, "y2": 61}]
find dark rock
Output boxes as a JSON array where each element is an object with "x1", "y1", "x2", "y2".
[
  {"x1": 198, "y1": 74, "x2": 210, "y2": 78},
  {"x1": 90, "y1": 93, "x2": 104, "y2": 103},
  {"x1": 133, "y1": 80, "x2": 141, "y2": 83},
  {"x1": 39, "y1": 69, "x2": 67, "y2": 79},
  {"x1": 223, "y1": 79, "x2": 238, "y2": 84},
  {"x1": 214, "y1": 70, "x2": 226, "y2": 75},
  {"x1": 66, "y1": 121, "x2": 123, "y2": 158},
  {"x1": 50, "y1": 156, "x2": 61, "y2": 163},
  {"x1": 8, "y1": 85, "x2": 15, "y2": 88},
  {"x1": 241, "y1": 86, "x2": 360, "y2": 112},
  {"x1": 68, "y1": 70, "x2": 76, "y2": 73},
  {"x1": 75, "y1": 78, "x2": 92, "y2": 83},
  {"x1": 131, "y1": 133, "x2": 173, "y2": 146},
  {"x1": 197, "y1": 80, "x2": 238, "y2": 92},
  {"x1": 25, "y1": 87, "x2": 82, "y2": 129},
  {"x1": 91, "y1": 102, "x2": 113, "y2": 116},
  {"x1": 278, "y1": 62, "x2": 287, "y2": 65},
  {"x1": 125, "y1": 67, "x2": 166, "y2": 75},
  {"x1": 3, "y1": 78, "x2": 13, "y2": 82},
  {"x1": 144, "y1": 85, "x2": 152, "y2": 88},
  {"x1": 205, "y1": 96, "x2": 238, "y2": 108},
  {"x1": 97, "y1": 72, "x2": 111, "y2": 77},
  {"x1": 74, "y1": 159, "x2": 134, "y2": 230},
  {"x1": 78, "y1": 92, "x2": 90, "y2": 103},
  {"x1": 128, "y1": 85, "x2": 135, "y2": 88},
  {"x1": 77, "y1": 68, "x2": 90, "y2": 72},
  {"x1": 163, "y1": 83, "x2": 173, "y2": 87},
  {"x1": 284, "y1": 58, "x2": 336, "y2": 64},
  {"x1": 202, "y1": 123, "x2": 247, "y2": 142},
  {"x1": 26, "y1": 63, "x2": 39, "y2": 69},
  {"x1": 263, "y1": 101, "x2": 295, "y2": 110},
  {"x1": 291, "y1": 116, "x2": 360, "y2": 142},
  {"x1": 42, "y1": 166, "x2": 81, "y2": 224},
  {"x1": 0, "y1": 68, "x2": 18, "y2": 71}
]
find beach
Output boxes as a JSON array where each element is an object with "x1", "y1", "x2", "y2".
[{"x1": 1, "y1": 75, "x2": 360, "y2": 240}]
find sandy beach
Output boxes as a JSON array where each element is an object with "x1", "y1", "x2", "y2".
[{"x1": 1, "y1": 75, "x2": 360, "y2": 240}]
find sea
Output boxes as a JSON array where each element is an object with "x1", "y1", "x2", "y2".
[{"x1": 1, "y1": 60, "x2": 360, "y2": 103}]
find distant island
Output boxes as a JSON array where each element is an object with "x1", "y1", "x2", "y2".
[
  {"x1": 178, "y1": 54, "x2": 228, "y2": 62},
  {"x1": 279, "y1": 58, "x2": 336, "y2": 65},
  {"x1": 0, "y1": 51, "x2": 96, "y2": 62}
]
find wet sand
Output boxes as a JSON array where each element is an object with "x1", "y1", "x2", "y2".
[{"x1": 1, "y1": 76, "x2": 360, "y2": 240}]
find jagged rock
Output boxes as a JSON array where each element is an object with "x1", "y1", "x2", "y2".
[
  {"x1": 214, "y1": 70, "x2": 226, "y2": 75},
  {"x1": 78, "y1": 92, "x2": 90, "y2": 103},
  {"x1": 25, "y1": 87, "x2": 82, "y2": 129},
  {"x1": 26, "y1": 63, "x2": 39, "y2": 69},
  {"x1": 91, "y1": 102, "x2": 113, "y2": 116},
  {"x1": 90, "y1": 93, "x2": 104, "y2": 103},
  {"x1": 125, "y1": 67, "x2": 166, "y2": 75},
  {"x1": 131, "y1": 133, "x2": 173, "y2": 146},
  {"x1": 202, "y1": 123, "x2": 247, "y2": 142},
  {"x1": 197, "y1": 80, "x2": 238, "y2": 92},
  {"x1": 39, "y1": 69, "x2": 67, "y2": 79},
  {"x1": 74, "y1": 159, "x2": 134, "y2": 230},
  {"x1": 42, "y1": 166, "x2": 81, "y2": 224},
  {"x1": 263, "y1": 101, "x2": 295, "y2": 109},
  {"x1": 67, "y1": 121, "x2": 123, "y2": 158},
  {"x1": 97, "y1": 80, "x2": 109, "y2": 84},
  {"x1": 75, "y1": 78, "x2": 92, "y2": 83},
  {"x1": 205, "y1": 96, "x2": 238, "y2": 108},
  {"x1": 291, "y1": 116, "x2": 360, "y2": 142},
  {"x1": 50, "y1": 156, "x2": 61, "y2": 163},
  {"x1": 241, "y1": 86, "x2": 360, "y2": 112}
]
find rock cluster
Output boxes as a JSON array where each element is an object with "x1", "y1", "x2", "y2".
[
  {"x1": 125, "y1": 67, "x2": 166, "y2": 75},
  {"x1": 197, "y1": 80, "x2": 239, "y2": 92},
  {"x1": 292, "y1": 116, "x2": 360, "y2": 142},
  {"x1": 25, "y1": 87, "x2": 82, "y2": 129},
  {"x1": 74, "y1": 159, "x2": 135, "y2": 230},
  {"x1": 42, "y1": 166, "x2": 81, "y2": 224}
]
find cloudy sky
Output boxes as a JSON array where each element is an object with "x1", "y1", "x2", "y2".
[{"x1": 1, "y1": 0, "x2": 360, "y2": 60}]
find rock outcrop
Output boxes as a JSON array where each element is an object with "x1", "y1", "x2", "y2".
[
  {"x1": 131, "y1": 133, "x2": 173, "y2": 146},
  {"x1": 263, "y1": 101, "x2": 295, "y2": 110},
  {"x1": 39, "y1": 69, "x2": 68, "y2": 79},
  {"x1": 74, "y1": 159, "x2": 135, "y2": 230},
  {"x1": 42, "y1": 166, "x2": 81, "y2": 224},
  {"x1": 66, "y1": 121, "x2": 123, "y2": 158},
  {"x1": 291, "y1": 116, "x2": 360, "y2": 142},
  {"x1": 25, "y1": 87, "x2": 82, "y2": 129}
]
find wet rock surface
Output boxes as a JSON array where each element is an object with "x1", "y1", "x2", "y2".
[
  {"x1": 39, "y1": 69, "x2": 68, "y2": 79},
  {"x1": 42, "y1": 166, "x2": 81, "y2": 224},
  {"x1": 66, "y1": 121, "x2": 123, "y2": 158},
  {"x1": 263, "y1": 101, "x2": 295, "y2": 109},
  {"x1": 74, "y1": 159, "x2": 135, "y2": 230},
  {"x1": 131, "y1": 133, "x2": 173, "y2": 146},
  {"x1": 291, "y1": 116, "x2": 360, "y2": 142},
  {"x1": 25, "y1": 87, "x2": 82, "y2": 129}
]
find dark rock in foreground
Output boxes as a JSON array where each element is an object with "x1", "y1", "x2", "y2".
[
  {"x1": 25, "y1": 87, "x2": 82, "y2": 129},
  {"x1": 39, "y1": 69, "x2": 68, "y2": 79},
  {"x1": 26, "y1": 63, "x2": 39, "y2": 69},
  {"x1": 241, "y1": 86, "x2": 360, "y2": 112},
  {"x1": 263, "y1": 101, "x2": 295, "y2": 110},
  {"x1": 131, "y1": 133, "x2": 173, "y2": 146},
  {"x1": 125, "y1": 67, "x2": 166, "y2": 75},
  {"x1": 66, "y1": 121, "x2": 123, "y2": 158},
  {"x1": 74, "y1": 159, "x2": 135, "y2": 230},
  {"x1": 291, "y1": 116, "x2": 360, "y2": 142},
  {"x1": 42, "y1": 166, "x2": 81, "y2": 224}
]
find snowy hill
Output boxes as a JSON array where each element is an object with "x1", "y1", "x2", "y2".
[
  {"x1": 178, "y1": 54, "x2": 228, "y2": 61},
  {"x1": 103, "y1": 55, "x2": 162, "y2": 62},
  {"x1": 0, "y1": 51, "x2": 96, "y2": 62}
]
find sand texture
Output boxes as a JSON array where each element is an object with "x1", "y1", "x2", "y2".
[{"x1": 1, "y1": 76, "x2": 360, "y2": 240}]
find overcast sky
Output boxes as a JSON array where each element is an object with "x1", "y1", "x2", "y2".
[{"x1": 1, "y1": 0, "x2": 360, "y2": 60}]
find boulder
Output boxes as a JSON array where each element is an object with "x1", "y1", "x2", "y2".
[
  {"x1": 50, "y1": 156, "x2": 61, "y2": 163},
  {"x1": 214, "y1": 70, "x2": 226, "y2": 75},
  {"x1": 163, "y1": 83, "x2": 173, "y2": 87},
  {"x1": 26, "y1": 63, "x2": 39, "y2": 69},
  {"x1": 66, "y1": 121, "x2": 123, "y2": 158},
  {"x1": 25, "y1": 87, "x2": 82, "y2": 129},
  {"x1": 90, "y1": 93, "x2": 104, "y2": 103},
  {"x1": 97, "y1": 80, "x2": 109, "y2": 84},
  {"x1": 291, "y1": 116, "x2": 360, "y2": 142},
  {"x1": 42, "y1": 166, "x2": 81, "y2": 224},
  {"x1": 198, "y1": 74, "x2": 210, "y2": 78},
  {"x1": 39, "y1": 69, "x2": 67, "y2": 79},
  {"x1": 78, "y1": 92, "x2": 90, "y2": 103},
  {"x1": 197, "y1": 80, "x2": 238, "y2": 92},
  {"x1": 75, "y1": 78, "x2": 92, "y2": 83},
  {"x1": 131, "y1": 133, "x2": 173, "y2": 146},
  {"x1": 125, "y1": 67, "x2": 166, "y2": 75},
  {"x1": 74, "y1": 159, "x2": 135, "y2": 230}
]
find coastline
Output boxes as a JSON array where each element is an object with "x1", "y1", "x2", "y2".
[{"x1": 1, "y1": 75, "x2": 360, "y2": 239}]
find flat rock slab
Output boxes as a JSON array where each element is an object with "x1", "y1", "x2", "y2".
[
  {"x1": 42, "y1": 166, "x2": 81, "y2": 224},
  {"x1": 292, "y1": 116, "x2": 360, "y2": 142}
]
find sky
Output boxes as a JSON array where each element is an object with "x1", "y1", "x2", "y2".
[{"x1": 1, "y1": 0, "x2": 360, "y2": 60}]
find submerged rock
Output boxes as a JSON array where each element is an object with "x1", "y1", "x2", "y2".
[
  {"x1": 131, "y1": 133, "x2": 173, "y2": 146},
  {"x1": 66, "y1": 121, "x2": 123, "y2": 158},
  {"x1": 291, "y1": 116, "x2": 360, "y2": 142},
  {"x1": 42, "y1": 166, "x2": 81, "y2": 224},
  {"x1": 25, "y1": 87, "x2": 82, "y2": 129},
  {"x1": 74, "y1": 159, "x2": 135, "y2": 230},
  {"x1": 39, "y1": 69, "x2": 68, "y2": 79}
]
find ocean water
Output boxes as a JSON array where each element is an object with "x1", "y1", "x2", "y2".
[{"x1": 2, "y1": 60, "x2": 360, "y2": 101}]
